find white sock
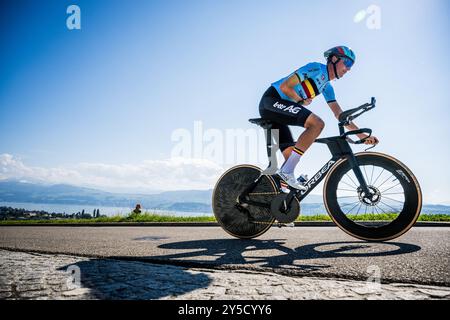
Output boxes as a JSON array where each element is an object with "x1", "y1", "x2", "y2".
[{"x1": 280, "y1": 147, "x2": 305, "y2": 175}]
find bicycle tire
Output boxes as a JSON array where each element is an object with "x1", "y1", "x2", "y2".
[{"x1": 323, "y1": 152, "x2": 422, "y2": 241}]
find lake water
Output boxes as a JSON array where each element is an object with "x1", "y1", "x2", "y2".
[
  {"x1": 0, "y1": 202, "x2": 213, "y2": 217},
  {"x1": 1, "y1": 201, "x2": 448, "y2": 217}
]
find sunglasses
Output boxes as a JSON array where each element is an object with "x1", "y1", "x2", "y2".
[{"x1": 341, "y1": 57, "x2": 354, "y2": 69}]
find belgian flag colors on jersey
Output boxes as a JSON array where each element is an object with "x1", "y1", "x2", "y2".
[
  {"x1": 300, "y1": 78, "x2": 320, "y2": 99},
  {"x1": 271, "y1": 62, "x2": 336, "y2": 104}
]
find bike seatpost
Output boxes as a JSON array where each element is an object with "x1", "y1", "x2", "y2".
[{"x1": 262, "y1": 127, "x2": 279, "y2": 175}]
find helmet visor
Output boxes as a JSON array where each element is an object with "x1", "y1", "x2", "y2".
[{"x1": 341, "y1": 57, "x2": 354, "y2": 69}]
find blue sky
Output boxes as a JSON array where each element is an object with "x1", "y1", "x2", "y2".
[{"x1": 0, "y1": 0, "x2": 449, "y2": 203}]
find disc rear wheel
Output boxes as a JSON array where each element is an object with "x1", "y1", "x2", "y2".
[{"x1": 213, "y1": 165, "x2": 278, "y2": 239}]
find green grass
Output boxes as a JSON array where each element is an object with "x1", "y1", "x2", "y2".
[
  {"x1": 296, "y1": 214, "x2": 401, "y2": 222},
  {"x1": 0, "y1": 212, "x2": 217, "y2": 225},
  {"x1": 0, "y1": 212, "x2": 449, "y2": 225},
  {"x1": 416, "y1": 214, "x2": 450, "y2": 222},
  {"x1": 297, "y1": 214, "x2": 332, "y2": 221},
  {"x1": 296, "y1": 213, "x2": 450, "y2": 222}
]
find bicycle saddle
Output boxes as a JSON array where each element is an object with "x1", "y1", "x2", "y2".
[{"x1": 248, "y1": 118, "x2": 273, "y2": 129}]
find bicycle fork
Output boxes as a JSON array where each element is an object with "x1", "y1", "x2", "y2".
[
  {"x1": 315, "y1": 136, "x2": 372, "y2": 197},
  {"x1": 345, "y1": 153, "x2": 371, "y2": 195}
]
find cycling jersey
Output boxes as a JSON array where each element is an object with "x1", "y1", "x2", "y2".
[{"x1": 271, "y1": 62, "x2": 336, "y2": 104}]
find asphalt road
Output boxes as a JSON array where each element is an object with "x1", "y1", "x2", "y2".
[{"x1": 0, "y1": 226, "x2": 449, "y2": 287}]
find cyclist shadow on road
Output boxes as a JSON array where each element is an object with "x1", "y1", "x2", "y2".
[
  {"x1": 146, "y1": 238, "x2": 422, "y2": 272},
  {"x1": 55, "y1": 240, "x2": 421, "y2": 299}
]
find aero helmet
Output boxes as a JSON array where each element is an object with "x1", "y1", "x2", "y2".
[{"x1": 324, "y1": 46, "x2": 355, "y2": 79}]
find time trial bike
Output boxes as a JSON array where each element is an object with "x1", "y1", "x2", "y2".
[{"x1": 212, "y1": 97, "x2": 422, "y2": 242}]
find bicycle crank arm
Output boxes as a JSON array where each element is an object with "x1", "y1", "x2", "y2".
[{"x1": 236, "y1": 197, "x2": 271, "y2": 209}]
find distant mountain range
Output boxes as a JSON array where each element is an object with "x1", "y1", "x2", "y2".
[
  {"x1": 0, "y1": 180, "x2": 215, "y2": 213},
  {"x1": 0, "y1": 180, "x2": 448, "y2": 215}
]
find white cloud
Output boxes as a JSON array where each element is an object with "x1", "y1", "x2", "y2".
[
  {"x1": 0, "y1": 154, "x2": 223, "y2": 192},
  {"x1": 3, "y1": 153, "x2": 448, "y2": 205}
]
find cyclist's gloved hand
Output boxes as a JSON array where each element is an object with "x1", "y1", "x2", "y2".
[
  {"x1": 300, "y1": 98, "x2": 312, "y2": 106},
  {"x1": 364, "y1": 135, "x2": 379, "y2": 145}
]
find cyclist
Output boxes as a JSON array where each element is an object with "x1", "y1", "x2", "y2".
[{"x1": 259, "y1": 46, "x2": 379, "y2": 190}]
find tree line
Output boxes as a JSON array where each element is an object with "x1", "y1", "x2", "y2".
[{"x1": 0, "y1": 206, "x2": 104, "y2": 220}]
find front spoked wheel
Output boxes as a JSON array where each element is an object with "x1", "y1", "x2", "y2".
[{"x1": 323, "y1": 152, "x2": 422, "y2": 241}]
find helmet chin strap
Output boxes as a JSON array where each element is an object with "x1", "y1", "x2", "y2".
[{"x1": 332, "y1": 57, "x2": 341, "y2": 80}]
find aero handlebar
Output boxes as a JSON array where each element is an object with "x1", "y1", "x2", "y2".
[
  {"x1": 342, "y1": 128, "x2": 372, "y2": 144},
  {"x1": 338, "y1": 97, "x2": 376, "y2": 126},
  {"x1": 338, "y1": 97, "x2": 376, "y2": 145}
]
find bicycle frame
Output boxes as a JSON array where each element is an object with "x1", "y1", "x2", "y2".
[
  {"x1": 239, "y1": 98, "x2": 377, "y2": 210},
  {"x1": 237, "y1": 133, "x2": 371, "y2": 209},
  {"x1": 291, "y1": 135, "x2": 370, "y2": 204}
]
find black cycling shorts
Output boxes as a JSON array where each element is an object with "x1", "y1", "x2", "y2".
[{"x1": 259, "y1": 86, "x2": 312, "y2": 151}]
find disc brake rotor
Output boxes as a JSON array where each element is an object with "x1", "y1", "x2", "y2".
[{"x1": 358, "y1": 186, "x2": 381, "y2": 206}]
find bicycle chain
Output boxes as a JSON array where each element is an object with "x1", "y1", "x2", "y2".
[
  {"x1": 250, "y1": 220, "x2": 274, "y2": 225},
  {"x1": 247, "y1": 190, "x2": 282, "y2": 225},
  {"x1": 248, "y1": 192, "x2": 279, "y2": 196}
]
